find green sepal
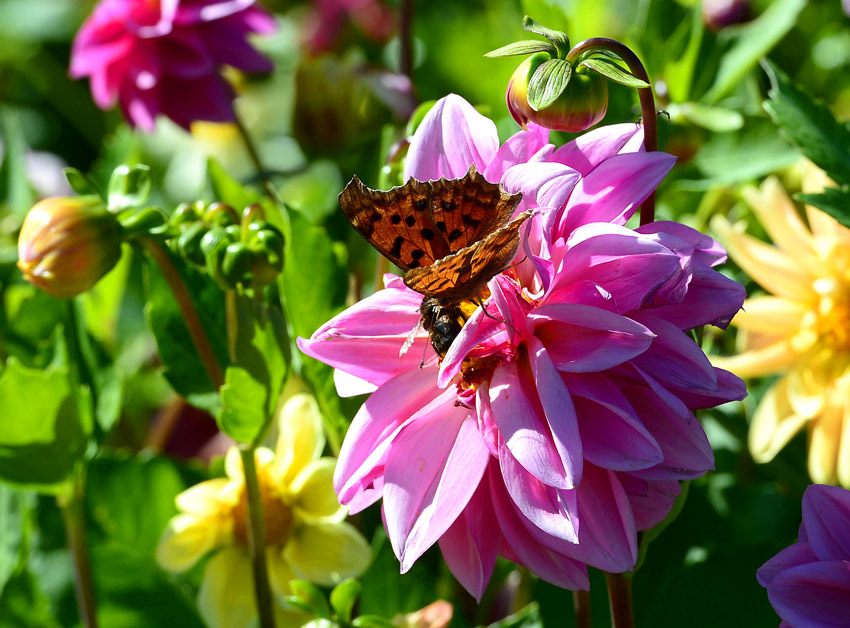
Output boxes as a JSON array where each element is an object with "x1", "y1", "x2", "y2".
[
  {"x1": 222, "y1": 243, "x2": 254, "y2": 287},
  {"x1": 796, "y1": 188, "x2": 850, "y2": 228},
  {"x1": 522, "y1": 16, "x2": 570, "y2": 56},
  {"x1": 329, "y1": 579, "x2": 361, "y2": 624},
  {"x1": 352, "y1": 615, "x2": 397, "y2": 628},
  {"x1": 288, "y1": 580, "x2": 331, "y2": 618},
  {"x1": 107, "y1": 164, "x2": 152, "y2": 212},
  {"x1": 484, "y1": 40, "x2": 557, "y2": 59},
  {"x1": 527, "y1": 58, "x2": 572, "y2": 111},
  {"x1": 118, "y1": 206, "x2": 170, "y2": 238},
  {"x1": 63, "y1": 167, "x2": 100, "y2": 197},
  {"x1": 579, "y1": 57, "x2": 650, "y2": 88}
]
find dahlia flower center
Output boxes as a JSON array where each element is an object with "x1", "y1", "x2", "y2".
[
  {"x1": 812, "y1": 274, "x2": 850, "y2": 352},
  {"x1": 232, "y1": 473, "x2": 294, "y2": 547}
]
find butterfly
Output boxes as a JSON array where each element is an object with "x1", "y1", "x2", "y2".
[{"x1": 338, "y1": 165, "x2": 530, "y2": 357}]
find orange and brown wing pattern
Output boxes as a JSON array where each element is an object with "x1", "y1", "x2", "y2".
[
  {"x1": 339, "y1": 176, "x2": 451, "y2": 270},
  {"x1": 404, "y1": 209, "x2": 534, "y2": 300},
  {"x1": 429, "y1": 165, "x2": 522, "y2": 254}
]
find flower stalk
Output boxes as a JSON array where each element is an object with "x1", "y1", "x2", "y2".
[
  {"x1": 239, "y1": 446, "x2": 277, "y2": 628},
  {"x1": 605, "y1": 572, "x2": 634, "y2": 628},
  {"x1": 573, "y1": 590, "x2": 591, "y2": 628},
  {"x1": 566, "y1": 37, "x2": 657, "y2": 225},
  {"x1": 58, "y1": 474, "x2": 98, "y2": 628}
]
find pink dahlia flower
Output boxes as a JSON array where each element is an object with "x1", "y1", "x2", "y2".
[
  {"x1": 298, "y1": 94, "x2": 746, "y2": 598},
  {"x1": 758, "y1": 484, "x2": 850, "y2": 628},
  {"x1": 70, "y1": 0, "x2": 275, "y2": 131}
]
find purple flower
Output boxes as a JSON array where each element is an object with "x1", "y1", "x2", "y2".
[
  {"x1": 758, "y1": 485, "x2": 850, "y2": 628},
  {"x1": 70, "y1": 0, "x2": 275, "y2": 131},
  {"x1": 299, "y1": 94, "x2": 746, "y2": 599}
]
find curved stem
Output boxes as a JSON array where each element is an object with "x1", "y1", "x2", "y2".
[
  {"x1": 58, "y1": 473, "x2": 98, "y2": 628},
  {"x1": 567, "y1": 37, "x2": 658, "y2": 224},
  {"x1": 605, "y1": 572, "x2": 634, "y2": 628},
  {"x1": 239, "y1": 447, "x2": 277, "y2": 628},
  {"x1": 234, "y1": 112, "x2": 278, "y2": 201},
  {"x1": 573, "y1": 589, "x2": 591, "y2": 628},
  {"x1": 141, "y1": 239, "x2": 224, "y2": 389}
]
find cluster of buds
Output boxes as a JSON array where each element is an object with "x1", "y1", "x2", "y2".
[{"x1": 171, "y1": 201, "x2": 284, "y2": 292}]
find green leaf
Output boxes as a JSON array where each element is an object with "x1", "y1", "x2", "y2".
[
  {"x1": 352, "y1": 615, "x2": 397, "y2": 628},
  {"x1": 0, "y1": 568, "x2": 62, "y2": 628},
  {"x1": 527, "y1": 58, "x2": 572, "y2": 112},
  {"x1": 208, "y1": 158, "x2": 261, "y2": 211},
  {"x1": 484, "y1": 40, "x2": 557, "y2": 58},
  {"x1": 63, "y1": 168, "x2": 100, "y2": 197},
  {"x1": 797, "y1": 188, "x2": 850, "y2": 228},
  {"x1": 143, "y1": 246, "x2": 229, "y2": 412},
  {"x1": 580, "y1": 57, "x2": 649, "y2": 88},
  {"x1": 0, "y1": 109, "x2": 34, "y2": 217},
  {"x1": 670, "y1": 102, "x2": 744, "y2": 133},
  {"x1": 488, "y1": 602, "x2": 542, "y2": 628},
  {"x1": 277, "y1": 160, "x2": 343, "y2": 224},
  {"x1": 107, "y1": 164, "x2": 152, "y2": 212},
  {"x1": 289, "y1": 580, "x2": 331, "y2": 618},
  {"x1": 0, "y1": 487, "x2": 34, "y2": 592},
  {"x1": 703, "y1": 0, "x2": 806, "y2": 104},
  {"x1": 522, "y1": 16, "x2": 569, "y2": 55},
  {"x1": 762, "y1": 59, "x2": 850, "y2": 186},
  {"x1": 0, "y1": 359, "x2": 91, "y2": 492},
  {"x1": 85, "y1": 454, "x2": 192, "y2": 556},
  {"x1": 664, "y1": 10, "x2": 705, "y2": 104},
  {"x1": 217, "y1": 296, "x2": 290, "y2": 444},
  {"x1": 330, "y1": 579, "x2": 362, "y2": 623}
]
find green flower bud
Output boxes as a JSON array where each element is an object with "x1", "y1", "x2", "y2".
[
  {"x1": 177, "y1": 221, "x2": 209, "y2": 266},
  {"x1": 201, "y1": 227, "x2": 232, "y2": 288},
  {"x1": 17, "y1": 196, "x2": 123, "y2": 299},
  {"x1": 222, "y1": 243, "x2": 254, "y2": 288},
  {"x1": 507, "y1": 52, "x2": 608, "y2": 132},
  {"x1": 204, "y1": 202, "x2": 238, "y2": 227},
  {"x1": 172, "y1": 201, "x2": 205, "y2": 226}
]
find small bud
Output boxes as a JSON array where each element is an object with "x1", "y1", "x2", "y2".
[
  {"x1": 222, "y1": 243, "x2": 254, "y2": 287},
  {"x1": 702, "y1": 0, "x2": 751, "y2": 31},
  {"x1": 17, "y1": 196, "x2": 123, "y2": 298},
  {"x1": 507, "y1": 52, "x2": 608, "y2": 132},
  {"x1": 177, "y1": 221, "x2": 209, "y2": 266}
]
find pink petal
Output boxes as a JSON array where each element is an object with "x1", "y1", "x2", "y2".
[
  {"x1": 438, "y1": 479, "x2": 502, "y2": 601},
  {"x1": 768, "y1": 561, "x2": 850, "y2": 628},
  {"x1": 549, "y1": 123, "x2": 644, "y2": 176},
  {"x1": 490, "y1": 360, "x2": 569, "y2": 489},
  {"x1": 159, "y1": 74, "x2": 234, "y2": 129},
  {"x1": 384, "y1": 412, "x2": 490, "y2": 571},
  {"x1": 758, "y1": 542, "x2": 818, "y2": 587},
  {"x1": 637, "y1": 220, "x2": 728, "y2": 267},
  {"x1": 530, "y1": 303, "x2": 654, "y2": 372},
  {"x1": 556, "y1": 151, "x2": 676, "y2": 236},
  {"x1": 157, "y1": 31, "x2": 215, "y2": 78},
  {"x1": 618, "y1": 475, "x2": 682, "y2": 530},
  {"x1": 404, "y1": 94, "x2": 499, "y2": 182},
  {"x1": 501, "y1": 162, "x2": 581, "y2": 213},
  {"x1": 802, "y1": 484, "x2": 850, "y2": 561},
  {"x1": 334, "y1": 367, "x2": 445, "y2": 510},
  {"x1": 483, "y1": 125, "x2": 551, "y2": 183},
  {"x1": 669, "y1": 367, "x2": 746, "y2": 409}
]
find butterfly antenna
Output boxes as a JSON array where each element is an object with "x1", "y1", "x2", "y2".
[{"x1": 419, "y1": 336, "x2": 430, "y2": 369}]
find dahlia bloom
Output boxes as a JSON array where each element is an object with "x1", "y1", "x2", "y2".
[
  {"x1": 758, "y1": 484, "x2": 850, "y2": 627},
  {"x1": 70, "y1": 0, "x2": 275, "y2": 131},
  {"x1": 712, "y1": 176, "x2": 850, "y2": 487},
  {"x1": 299, "y1": 94, "x2": 745, "y2": 598},
  {"x1": 156, "y1": 394, "x2": 371, "y2": 628}
]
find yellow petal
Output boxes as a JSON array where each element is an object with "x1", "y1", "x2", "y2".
[
  {"x1": 155, "y1": 514, "x2": 221, "y2": 573},
  {"x1": 805, "y1": 203, "x2": 850, "y2": 245},
  {"x1": 741, "y1": 178, "x2": 818, "y2": 272},
  {"x1": 748, "y1": 376, "x2": 808, "y2": 463},
  {"x1": 198, "y1": 547, "x2": 256, "y2": 628},
  {"x1": 291, "y1": 458, "x2": 345, "y2": 522},
  {"x1": 267, "y1": 548, "x2": 294, "y2": 598},
  {"x1": 711, "y1": 215, "x2": 814, "y2": 302},
  {"x1": 284, "y1": 521, "x2": 371, "y2": 587},
  {"x1": 808, "y1": 399, "x2": 842, "y2": 485},
  {"x1": 731, "y1": 296, "x2": 806, "y2": 336},
  {"x1": 176, "y1": 478, "x2": 235, "y2": 515},
  {"x1": 225, "y1": 446, "x2": 275, "y2": 482},
  {"x1": 786, "y1": 363, "x2": 828, "y2": 420},
  {"x1": 838, "y1": 397, "x2": 850, "y2": 489},
  {"x1": 273, "y1": 394, "x2": 326, "y2": 484},
  {"x1": 712, "y1": 338, "x2": 799, "y2": 379}
]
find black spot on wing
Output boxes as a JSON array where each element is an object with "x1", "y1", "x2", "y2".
[{"x1": 390, "y1": 236, "x2": 404, "y2": 259}]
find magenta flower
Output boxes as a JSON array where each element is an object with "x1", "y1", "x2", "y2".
[
  {"x1": 70, "y1": 0, "x2": 275, "y2": 131},
  {"x1": 758, "y1": 485, "x2": 850, "y2": 628},
  {"x1": 302, "y1": 0, "x2": 395, "y2": 54},
  {"x1": 298, "y1": 94, "x2": 746, "y2": 599}
]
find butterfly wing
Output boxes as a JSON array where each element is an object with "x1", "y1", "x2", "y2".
[
  {"x1": 339, "y1": 176, "x2": 452, "y2": 270},
  {"x1": 403, "y1": 210, "x2": 533, "y2": 300},
  {"x1": 429, "y1": 165, "x2": 522, "y2": 253}
]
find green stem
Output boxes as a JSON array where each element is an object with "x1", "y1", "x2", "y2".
[
  {"x1": 58, "y1": 474, "x2": 98, "y2": 628},
  {"x1": 141, "y1": 239, "x2": 224, "y2": 389},
  {"x1": 239, "y1": 447, "x2": 277, "y2": 628},
  {"x1": 605, "y1": 572, "x2": 634, "y2": 628},
  {"x1": 573, "y1": 589, "x2": 591, "y2": 628},
  {"x1": 233, "y1": 113, "x2": 278, "y2": 201},
  {"x1": 567, "y1": 38, "x2": 658, "y2": 225}
]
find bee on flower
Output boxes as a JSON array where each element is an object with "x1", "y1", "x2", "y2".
[
  {"x1": 712, "y1": 167, "x2": 850, "y2": 488},
  {"x1": 156, "y1": 394, "x2": 372, "y2": 628}
]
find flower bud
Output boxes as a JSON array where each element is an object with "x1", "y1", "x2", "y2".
[
  {"x1": 702, "y1": 0, "x2": 751, "y2": 31},
  {"x1": 17, "y1": 196, "x2": 123, "y2": 298},
  {"x1": 507, "y1": 52, "x2": 608, "y2": 132}
]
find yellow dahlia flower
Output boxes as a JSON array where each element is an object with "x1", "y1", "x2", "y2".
[
  {"x1": 712, "y1": 175, "x2": 850, "y2": 487},
  {"x1": 156, "y1": 394, "x2": 372, "y2": 628}
]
